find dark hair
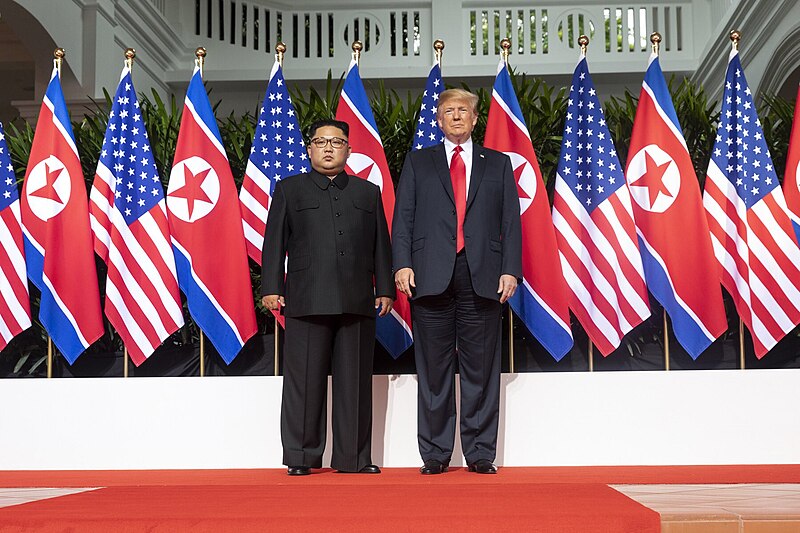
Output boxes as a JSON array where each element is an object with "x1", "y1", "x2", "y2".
[{"x1": 307, "y1": 119, "x2": 349, "y2": 140}]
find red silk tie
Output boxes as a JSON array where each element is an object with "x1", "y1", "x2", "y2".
[{"x1": 450, "y1": 145, "x2": 466, "y2": 252}]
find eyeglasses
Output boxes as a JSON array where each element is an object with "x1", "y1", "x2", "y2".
[{"x1": 310, "y1": 137, "x2": 348, "y2": 149}]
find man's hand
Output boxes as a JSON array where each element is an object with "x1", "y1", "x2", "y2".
[
  {"x1": 394, "y1": 267, "x2": 416, "y2": 297},
  {"x1": 262, "y1": 295, "x2": 285, "y2": 311},
  {"x1": 375, "y1": 297, "x2": 394, "y2": 317},
  {"x1": 497, "y1": 274, "x2": 518, "y2": 304}
]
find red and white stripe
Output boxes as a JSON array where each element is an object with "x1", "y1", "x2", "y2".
[
  {"x1": 704, "y1": 159, "x2": 800, "y2": 356},
  {"x1": 90, "y1": 162, "x2": 184, "y2": 365},
  {"x1": 0, "y1": 200, "x2": 31, "y2": 351},
  {"x1": 553, "y1": 179, "x2": 650, "y2": 355},
  {"x1": 240, "y1": 161, "x2": 270, "y2": 264}
]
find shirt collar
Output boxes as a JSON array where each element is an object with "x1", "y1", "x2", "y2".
[
  {"x1": 309, "y1": 169, "x2": 350, "y2": 190},
  {"x1": 443, "y1": 136, "x2": 473, "y2": 155}
]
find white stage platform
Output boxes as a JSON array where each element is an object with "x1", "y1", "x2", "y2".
[{"x1": 1, "y1": 370, "x2": 798, "y2": 470}]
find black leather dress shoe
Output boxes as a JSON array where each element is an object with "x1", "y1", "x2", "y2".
[
  {"x1": 420, "y1": 460, "x2": 448, "y2": 475},
  {"x1": 467, "y1": 459, "x2": 497, "y2": 474},
  {"x1": 336, "y1": 464, "x2": 381, "y2": 474},
  {"x1": 287, "y1": 466, "x2": 311, "y2": 476}
]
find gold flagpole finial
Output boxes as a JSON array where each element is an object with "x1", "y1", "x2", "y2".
[
  {"x1": 650, "y1": 32, "x2": 661, "y2": 55},
  {"x1": 195, "y1": 46, "x2": 207, "y2": 76},
  {"x1": 352, "y1": 40, "x2": 363, "y2": 65},
  {"x1": 500, "y1": 38, "x2": 511, "y2": 65},
  {"x1": 730, "y1": 29, "x2": 741, "y2": 51},
  {"x1": 276, "y1": 42, "x2": 286, "y2": 67},
  {"x1": 433, "y1": 39, "x2": 445, "y2": 66},
  {"x1": 578, "y1": 35, "x2": 589, "y2": 57},
  {"x1": 54, "y1": 47, "x2": 65, "y2": 76},
  {"x1": 124, "y1": 48, "x2": 136, "y2": 71}
]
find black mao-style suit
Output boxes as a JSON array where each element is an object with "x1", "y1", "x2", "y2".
[
  {"x1": 392, "y1": 142, "x2": 522, "y2": 465},
  {"x1": 261, "y1": 170, "x2": 393, "y2": 472}
]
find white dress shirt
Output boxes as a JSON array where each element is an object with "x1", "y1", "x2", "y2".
[{"x1": 443, "y1": 137, "x2": 473, "y2": 201}]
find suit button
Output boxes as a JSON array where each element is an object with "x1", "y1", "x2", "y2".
[
  {"x1": 339, "y1": 251, "x2": 345, "y2": 256},
  {"x1": 334, "y1": 196, "x2": 339, "y2": 200},
  {"x1": 338, "y1": 231, "x2": 343, "y2": 235},
  {"x1": 335, "y1": 212, "x2": 341, "y2": 217},
  {"x1": 452, "y1": 209, "x2": 456, "y2": 215},
  {"x1": 451, "y1": 235, "x2": 456, "y2": 240}
]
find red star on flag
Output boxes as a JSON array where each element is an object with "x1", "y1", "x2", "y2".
[
  {"x1": 169, "y1": 166, "x2": 212, "y2": 218},
  {"x1": 31, "y1": 163, "x2": 64, "y2": 204},
  {"x1": 354, "y1": 162, "x2": 375, "y2": 181},
  {"x1": 514, "y1": 161, "x2": 530, "y2": 200},
  {"x1": 630, "y1": 151, "x2": 672, "y2": 208}
]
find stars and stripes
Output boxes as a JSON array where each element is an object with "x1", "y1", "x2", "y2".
[
  {"x1": 89, "y1": 66, "x2": 184, "y2": 365},
  {"x1": 336, "y1": 60, "x2": 413, "y2": 358},
  {"x1": 552, "y1": 56, "x2": 650, "y2": 356},
  {"x1": 240, "y1": 58, "x2": 307, "y2": 264},
  {"x1": 412, "y1": 62, "x2": 444, "y2": 151},
  {"x1": 484, "y1": 60, "x2": 573, "y2": 361},
  {"x1": 703, "y1": 49, "x2": 800, "y2": 357},
  {"x1": 0, "y1": 121, "x2": 31, "y2": 352},
  {"x1": 20, "y1": 63, "x2": 104, "y2": 364},
  {"x1": 167, "y1": 66, "x2": 257, "y2": 364},
  {"x1": 625, "y1": 54, "x2": 727, "y2": 359}
]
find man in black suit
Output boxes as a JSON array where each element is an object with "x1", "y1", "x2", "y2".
[
  {"x1": 393, "y1": 89, "x2": 522, "y2": 475},
  {"x1": 261, "y1": 119, "x2": 394, "y2": 475}
]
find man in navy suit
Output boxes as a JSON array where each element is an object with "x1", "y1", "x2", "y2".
[
  {"x1": 392, "y1": 89, "x2": 522, "y2": 474},
  {"x1": 262, "y1": 119, "x2": 394, "y2": 476}
]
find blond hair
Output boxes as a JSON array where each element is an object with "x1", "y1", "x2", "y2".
[{"x1": 437, "y1": 88, "x2": 479, "y2": 118}]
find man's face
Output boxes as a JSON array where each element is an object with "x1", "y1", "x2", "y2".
[
  {"x1": 307, "y1": 126, "x2": 351, "y2": 176},
  {"x1": 437, "y1": 97, "x2": 478, "y2": 144}
]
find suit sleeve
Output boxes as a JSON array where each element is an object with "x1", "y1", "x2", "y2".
[
  {"x1": 500, "y1": 154, "x2": 523, "y2": 280},
  {"x1": 373, "y1": 187, "x2": 394, "y2": 298},
  {"x1": 260, "y1": 180, "x2": 289, "y2": 296},
  {"x1": 391, "y1": 153, "x2": 416, "y2": 271}
]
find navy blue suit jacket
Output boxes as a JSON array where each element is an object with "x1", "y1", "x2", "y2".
[{"x1": 392, "y1": 143, "x2": 522, "y2": 300}]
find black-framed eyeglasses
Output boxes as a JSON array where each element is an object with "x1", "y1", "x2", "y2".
[{"x1": 310, "y1": 137, "x2": 348, "y2": 149}]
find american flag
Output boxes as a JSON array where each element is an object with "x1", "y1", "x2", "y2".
[
  {"x1": 240, "y1": 58, "x2": 307, "y2": 264},
  {"x1": 0, "y1": 121, "x2": 31, "y2": 352},
  {"x1": 552, "y1": 56, "x2": 650, "y2": 356},
  {"x1": 782, "y1": 82, "x2": 800, "y2": 244},
  {"x1": 412, "y1": 62, "x2": 444, "y2": 150},
  {"x1": 89, "y1": 66, "x2": 184, "y2": 366},
  {"x1": 703, "y1": 49, "x2": 800, "y2": 357}
]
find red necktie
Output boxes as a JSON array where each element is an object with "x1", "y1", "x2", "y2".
[{"x1": 450, "y1": 145, "x2": 466, "y2": 252}]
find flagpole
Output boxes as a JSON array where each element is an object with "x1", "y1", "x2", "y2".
[
  {"x1": 46, "y1": 47, "x2": 65, "y2": 380},
  {"x1": 433, "y1": 38, "x2": 444, "y2": 68},
  {"x1": 739, "y1": 318, "x2": 745, "y2": 369},
  {"x1": 195, "y1": 46, "x2": 207, "y2": 377},
  {"x1": 122, "y1": 48, "x2": 137, "y2": 379},
  {"x1": 497, "y1": 38, "x2": 517, "y2": 374},
  {"x1": 663, "y1": 311, "x2": 670, "y2": 371},
  {"x1": 272, "y1": 42, "x2": 286, "y2": 377},
  {"x1": 352, "y1": 40, "x2": 362, "y2": 65},
  {"x1": 579, "y1": 35, "x2": 593, "y2": 374}
]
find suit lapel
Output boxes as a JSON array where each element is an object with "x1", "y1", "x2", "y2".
[
  {"x1": 432, "y1": 143, "x2": 455, "y2": 205},
  {"x1": 467, "y1": 144, "x2": 486, "y2": 210}
]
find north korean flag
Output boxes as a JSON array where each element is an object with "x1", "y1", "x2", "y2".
[
  {"x1": 484, "y1": 61, "x2": 573, "y2": 361},
  {"x1": 167, "y1": 66, "x2": 257, "y2": 364},
  {"x1": 783, "y1": 82, "x2": 800, "y2": 244},
  {"x1": 20, "y1": 64, "x2": 104, "y2": 363},
  {"x1": 335, "y1": 60, "x2": 413, "y2": 358},
  {"x1": 626, "y1": 54, "x2": 727, "y2": 358}
]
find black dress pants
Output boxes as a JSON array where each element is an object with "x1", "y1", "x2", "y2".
[
  {"x1": 412, "y1": 252, "x2": 502, "y2": 465},
  {"x1": 281, "y1": 313, "x2": 375, "y2": 472}
]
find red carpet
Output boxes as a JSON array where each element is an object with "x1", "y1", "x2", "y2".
[
  {"x1": 0, "y1": 468, "x2": 673, "y2": 532},
  {"x1": 3, "y1": 466, "x2": 798, "y2": 532}
]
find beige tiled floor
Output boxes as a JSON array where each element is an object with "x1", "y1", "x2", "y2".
[
  {"x1": 0, "y1": 487, "x2": 99, "y2": 509},
  {"x1": 614, "y1": 484, "x2": 800, "y2": 533}
]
